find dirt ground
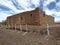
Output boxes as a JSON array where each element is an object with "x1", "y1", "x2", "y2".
[{"x1": 0, "y1": 27, "x2": 60, "y2": 45}]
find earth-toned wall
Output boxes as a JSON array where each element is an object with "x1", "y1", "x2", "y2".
[
  {"x1": 6, "y1": 7, "x2": 54, "y2": 26},
  {"x1": 6, "y1": 8, "x2": 41, "y2": 25},
  {"x1": 40, "y1": 14, "x2": 54, "y2": 25}
]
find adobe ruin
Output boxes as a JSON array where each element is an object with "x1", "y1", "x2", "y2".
[{"x1": 6, "y1": 7, "x2": 54, "y2": 26}]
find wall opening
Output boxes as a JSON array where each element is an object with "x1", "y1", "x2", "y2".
[
  {"x1": 30, "y1": 14, "x2": 32, "y2": 17},
  {"x1": 43, "y1": 13, "x2": 45, "y2": 17},
  {"x1": 21, "y1": 16, "x2": 23, "y2": 20},
  {"x1": 43, "y1": 12, "x2": 45, "y2": 17}
]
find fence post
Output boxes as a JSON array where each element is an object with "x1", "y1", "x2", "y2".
[
  {"x1": 4, "y1": 25, "x2": 5, "y2": 28},
  {"x1": 0, "y1": 24, "x2": 1, "y2": 29},
  {"x1": 20, "y1": 24, "x2": 22, "y2": 31},
  {"x1": 5, "y1": 24, "x2": 7, "y2": 29},
  {"x1": 15, "y1": 24, "x2": 16, "y2": 30},
  {"x1": 12, "y1": 24, "x2": 13, "y2": 30},
  {"x1": 1, "y1": 24, "x2": 2, "y2": 29},
  {"x1": 47, "y1": 24, "x2": 50, "y2": 36},
  {"x1": 26, "y1": 24, "x2": 28, "y2": 31},
  {"x1": 8, "y1": 24, "x2": 10, "y2": 29}
]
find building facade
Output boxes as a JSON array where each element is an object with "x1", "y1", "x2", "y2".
[{"x1": 6, "y1": 7, "x2": 54, "y2": 26}]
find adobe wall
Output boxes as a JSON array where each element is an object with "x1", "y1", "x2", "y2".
[
  {"x1": 6, "y1": 7, "x2": 55, "y2": 26},
  {"x1": 46, "y1": 15, "x2": 54, "y2": 25},
  {"x1": 39, "y1": 12, "x2": 54, "y2": 25},
  {"x1": 6, "y1": 8, "x2": 41, "y2": 25}
]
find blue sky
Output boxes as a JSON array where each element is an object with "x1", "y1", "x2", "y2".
[{"x1": 0, "y1": 0, "x2": 60, "y2": 22}]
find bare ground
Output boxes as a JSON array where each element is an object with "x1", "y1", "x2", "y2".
[{"x1": 0, "y1": 27, "x2": 60, "y2": 45}]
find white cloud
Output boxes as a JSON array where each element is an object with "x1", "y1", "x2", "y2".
[
  {"x1": 17, "y1": 0, "x2": 40, "y2": 9},
  {"x1": 31, "y1": 0, "x2": 40, "y2": 7},
  {"x1": 17, "y1": 0, "x2": 31, "y2": 9},
  {"x1": 0, "y1": 0, "x2": 38, "y2": 22},
  {"x1": 44, "y1": 7, "x2": 60, "y2": 22},
  {"x1": 44, "y1": 0, "x2": 56, "y2": 6},
  {"x1": 56, "y1": 1, "x2": 60, "y2": 7},
  {"x1": 43, "y1": 0, "x2": 60, "y2": 17},
  {"x1": 55, "y1": 18, "x2": 60, "y2": 22},
  {"x1": 44, "y1": 7, "x2": 60, "y2": 16},
  {"x1": 0, "y1": 0, "x2": 60, "y2": 22},
  {"x1": 0, "y1": 13, "x2": 12, "y2": 22},
  {"x1": 0, "y1": 0, "x2": 20, "y2": 12}
]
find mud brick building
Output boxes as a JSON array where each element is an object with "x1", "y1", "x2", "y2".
[{"x1": 6, "y1": 7, "x2": 54, "y2": 25}]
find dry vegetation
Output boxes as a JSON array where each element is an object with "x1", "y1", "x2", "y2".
[{"x1": 0, "y1": 25, "x2": 60, "y2": 45}]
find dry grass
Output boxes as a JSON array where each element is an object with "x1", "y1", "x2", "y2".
[{"x1": 0, "y1": 25, "x2": 60, "y2": 45}]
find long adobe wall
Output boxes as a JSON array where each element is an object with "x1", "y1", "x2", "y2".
[
  {"x1": 6, "y1": 8, "x2": 41, "y2": 25},
  {"x1": 39, "y1": 13, "x2": 54, "y2": 25},
  {"x1": 6, "y1": 7, "x2": 55, "y2": 26}
]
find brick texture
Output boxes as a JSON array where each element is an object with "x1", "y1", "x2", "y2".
[{"x1": 6, "y1": 7, "x2": 54, "y2": 26}]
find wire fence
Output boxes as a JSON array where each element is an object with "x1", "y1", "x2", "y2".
[
  {"x1": 0, "y1": 24, "x2": 60, "y2": 36},
  {"x1": 0, "y1": 24, "x2": 47, "y2": 30},
  {"x1": 0, "y1": 24, "x2": 60, "y2": 30}
]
